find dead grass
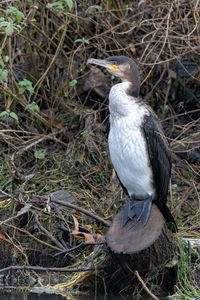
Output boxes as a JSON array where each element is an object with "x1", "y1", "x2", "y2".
[{"x1": 0, "y1": 0, "x2": 199, "y2": 297}]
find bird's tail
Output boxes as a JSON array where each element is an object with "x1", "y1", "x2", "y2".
[{"x1": 159, "y1": 203, "x2": 177, "y2": 232}]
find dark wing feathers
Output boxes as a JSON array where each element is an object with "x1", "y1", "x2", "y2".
[
  {"x1": 142, "y1": 114, "x2": 177, "y2": 231},
  {"x1": 142, "y1": 114, "x2": 171, "y2": 205}
]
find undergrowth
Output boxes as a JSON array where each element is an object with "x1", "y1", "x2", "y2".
[{"x1": 0, "y1": 0, "x2": 199, "y2": 298}]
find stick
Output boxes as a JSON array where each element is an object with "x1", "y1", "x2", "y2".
[
  {"x1": 51, "y1": 198, "x2": 111, "y2": 227},
  {"x1": 55, "y1": 241, "x2": 104, "y2": 257},
  {"x1": 0, "y1": 265, "x2": 96, "y2": 274},
  {"x1": 135, "y1": 270, "x2": 159, "y2": 300}
]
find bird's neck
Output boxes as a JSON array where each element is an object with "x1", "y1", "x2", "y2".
[
  {"x1": 109, "y1": 81, "x2": 142, "y2": 117},
  {"x1": 121, "y1": 79, "x2": 140, "y2": 97}
]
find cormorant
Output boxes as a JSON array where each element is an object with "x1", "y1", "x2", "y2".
[{"x1": 87, "y1": 55, "x2": 176, "y2": 231}]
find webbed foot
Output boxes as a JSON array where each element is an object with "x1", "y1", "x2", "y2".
[{"x1": 121, "y1": 195, "x2": 152, "y2": 228}]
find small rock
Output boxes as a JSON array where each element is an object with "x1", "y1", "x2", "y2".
[{"x1": 50, "y1": 190, "x2": 75, "y2": 204}]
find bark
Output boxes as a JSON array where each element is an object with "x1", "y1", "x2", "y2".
[{"x1": 104, "y1": 205, "x2": 177, "y2": 296}]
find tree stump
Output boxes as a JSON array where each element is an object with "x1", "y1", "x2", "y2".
[
  {"x1": 106, "y1": 204, "x2": 164, "y2": 254},
  {"x1": 103, "y1": 205, "x2": 177, "y2": 296}
]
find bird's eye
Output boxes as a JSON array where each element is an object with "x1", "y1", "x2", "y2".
[{"x1": 112, "y1": 61, "x2": 117, "y2": 65}]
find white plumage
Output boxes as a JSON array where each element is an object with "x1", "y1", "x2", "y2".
[
  {"x1": 87, "y1": 55, "x2": 176, "y2": 229},
  {"x1": 108, "y1": 82, "x2": 156, "y2": 199}
]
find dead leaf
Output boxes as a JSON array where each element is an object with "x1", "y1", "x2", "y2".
[
  {"x1": 77, "y1": 152, "x2": 84, "y2": 163},
  {"x1": 165, "y1": 258, "x2": 178, "y2": 268},
  {"x1": 71, "y1": 230, "x2": 105, "y2": 244},
  {"x1": 56, "y1": 123, "x2": 64, "y2": 129},
  {"x1": 74, "y1": 213, "x2": 81, "y2": 219},
  {"x1": 16, "y1": 204, "x2": 31, "y2": 217},
  {"x1": 129, "y1": 43, "x2": 136, "y2": 56},
  {"x1": 85, "y1": 225, "x2": 92, "y2": 229},
  {"x1": 0, "y1": 233, "x2": 6, "y2": 241},
  {"x1": 72, "y1": 215, "x2": 79, "y2": 232}
]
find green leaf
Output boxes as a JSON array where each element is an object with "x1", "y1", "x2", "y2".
[
  {"x1": 177, "y1": 141, "x2": 186, "y2": 147},
  {"x1": 75, "y1": 38, "x2": 89, "y2": 45},
  {"x1": 64, "y1": 0, "x2": 74, "y2": 11},
  {"x1": 5, "y1": 6, "x2": 25, "y2": 22},
  {"x1": 0, "y1": 21, "x2": 8, "y2": 28},
  {"x1": 81, "y1": 130, "x2": 89, "y2": 138},
  {"x1": 34, "y1": 149, "x2": 46, "y2": 160},
  {"x1": 47, "y1": 2, "x2": 63, "y2": 9},
  {"x1": 4, "y1": 55, "x2": 9, "y2": 63},
  {"x1": 0, "y1": 111, "x2": 9, "y2": 118},
  {"x1": 0, "y1": 69, "x2": 8, "y2": 82},
  {"x1": 0, "y1": 59, "x2": 5, "y2": 68},
  {"x1": 5, "y1": 25, "x2": 14, "y2": 36},
  {"x1": 18, "y1": 87, "x2": 25, "y2": 94},
  {"x1": 125, "y1": 4, "x2": 133, "y2": 11},
  {"x1": 172, "y1": 184, "x2": 177, "y2": 189},
  {"x1": 18, "y1": 79, "x2": 34, "y2": 94},
  {"x1": 88, "y1": 5, "x2": 102, "y2": 11},
  {"x1": 6, "y1": 6, "x2": 18, "y2": 14},
  {"x1": 69, "y1": 79, "x2": 77, "y2": 87},
  {"x1": 9, "y1": 111, "x2": 18, "y2": 121},
  {"x1": 25, "y1": 102, "x2": 40, "y2": 112}
]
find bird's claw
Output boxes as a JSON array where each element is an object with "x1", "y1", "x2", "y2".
[{"x1": 121, "y1": 195, "x2": 152, "y2": 228}]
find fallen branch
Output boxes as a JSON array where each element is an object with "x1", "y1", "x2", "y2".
[
  {"x1": 135, "y1": 270, "x2": 159, "y2": 300},
  {"x1": 54, "y1": 241, "x2": 104, "y2": 257},
  {"x1": 51, "y1": 198, "x2": 111, "y2": 227},
  {"x1": 4, "y1": 223, "x2": 63, "y2": 252},
  {"x1": 0, "y1": 204, "x2": 31, "y2": 226},
  {"x1": 0, "y1": 265, "x2": 97, "y2": 274},
  {"x1": 14, "y1": 128, "x2": 69, "y2": 156}
]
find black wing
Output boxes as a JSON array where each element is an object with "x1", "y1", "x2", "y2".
[
  {"x1": 142, "y1": 114, "x2": 176, "y2": 231},
  {"x1": 142, "y1": 114, "x2": 171, "y2": 204}
]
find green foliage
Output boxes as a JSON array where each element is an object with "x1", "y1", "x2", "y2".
[
  {"x1": 0, "y1": 68, "x2": 8, "y2": 82},
  {"x1": 9, "y1": 111, "x2": 18, "y2": 120},
  {"x1": 177, "y1": 141, "x2": 186, "y2": 147},
  {"x1": 0, "y1": 110, "x2": 18, "y2": 121},
  {"x1": 69, "y1": 79, "x2": 77, "y2": 87},
  {"x1": 0, "y1": 111, "x2": 9, "y2": 118},
  {"x1": 88, "y1": 5, "x2": 102, "y2": 11},
  {"x1": 0, "y1": 17, "x2": 21, "y2": 35},
  {"x1": 0, "y1": 50, "x2": 8, "y2": 82},
  {"x1": 18, "y1": 79, "x2": 34, "y2": 95},
  {"x1": 75, "y1": 38, "x2": 89, "y2": 45},
  {"x1": 34, "y1": 149, "x2": 46, "y2": 160},
  {"x1": 80, "y1": 130, "x2": 89, "y2": 139},
  {"x1": 177, "y1": 239, "x2": 200, "y2": 297},
  {"x1": 47, "y1": 0, "x2": 74, "y2": 12},
  {"x1": 0, "y1": 6, "x2": 24, "y2": 37},
  {"x1": 125, "y1": 4, "x2": 133, "y2": 11},
  {"x1": 47, "y1": 2, "x2": 63, "y2": 9},
  {"x1": 25, "y1": 102, "x2": 40, "y2": 112},
  {"x1": 64, "y1": 0, "x2": 74, "y2": 11},
  {"x1": 172, "y1": 184, "x2": 178, "y2": 189},
  {"x1": 4, "y1": 55, "x2": 9, "y2": 63},
  {"x1": 5, "y1": 6, "x2": 25, "y2": 22}
]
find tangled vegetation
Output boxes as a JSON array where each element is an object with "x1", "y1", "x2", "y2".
[{"x1": 0, "y1": 0, "x2": 199, "y2": 298}]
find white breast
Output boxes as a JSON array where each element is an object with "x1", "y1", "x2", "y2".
[{"x1": 108, "y1": 82, "x2": 155, "y2": 198}]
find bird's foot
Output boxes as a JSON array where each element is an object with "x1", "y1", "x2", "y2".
[{"x1": 121, "y1": 195, "x2": 152, "y2": 228}]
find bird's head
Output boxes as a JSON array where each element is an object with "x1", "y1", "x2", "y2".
[{"x1": 87, "y1": 55, "x2": 141, "y2": 96}]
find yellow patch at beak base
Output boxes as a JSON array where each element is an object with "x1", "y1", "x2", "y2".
[{"x1": 107, "y1": 65, "x2": 119, "y2": 71}]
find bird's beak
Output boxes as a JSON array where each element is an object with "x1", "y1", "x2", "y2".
[{"x1": 87, "y1": 58, "x2": 118, "y2": 71}]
